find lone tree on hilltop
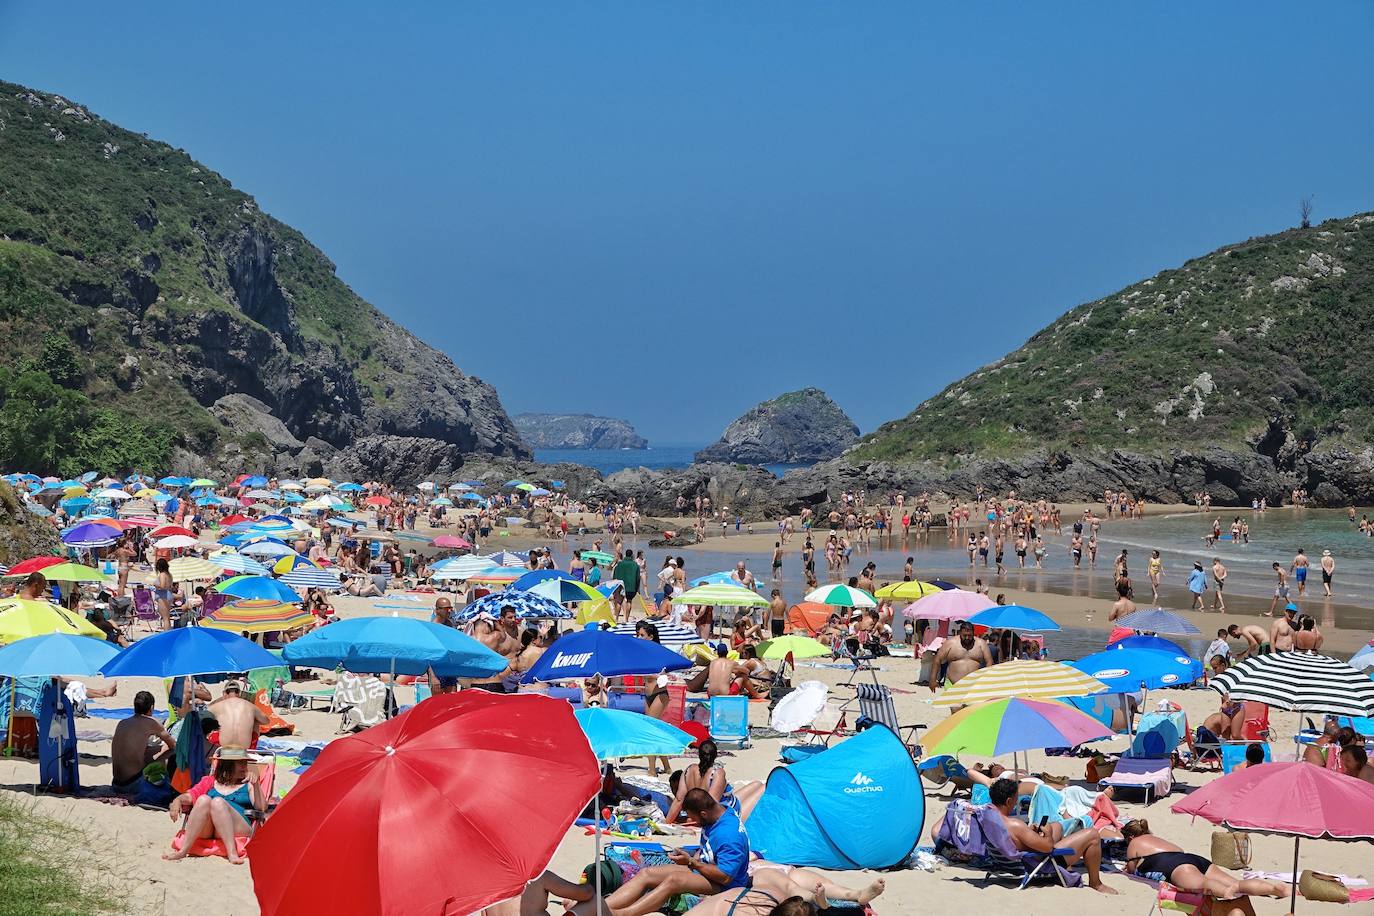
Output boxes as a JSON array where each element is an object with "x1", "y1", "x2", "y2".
[{"x1": 1300, "y1": 195, "x2": 1314, "y2": 229}]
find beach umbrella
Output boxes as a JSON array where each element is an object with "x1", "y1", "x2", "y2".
[
  {"x1": 248, "y1": 692, "x2": 599, "y2": 916},
  {"x1": 483, "y1": 550, "x2": 528, "y2": 566},
  {"x1": 922, "y1": 697, "x2": 1113, "y2": 758},
  {"x1": 59, "y1": 521, "x2": 120, "y2": 548},
  {"x1": 804, "y1": 584, "x2": 877, "y2": 608},
  {"x1": 0, "y1": 632, "x2": 118, "y2": 676},
  {"x1": 1110, "y1": 634, "x2": 1190, "y2": 656},
  {"x1": 466, "y1": 566, "x2": 528, "y2": 585},
  {"x1": 1111, "y1": 609, "x2": 1201, "y2": 636},
  {"x1": 521, "y1": 628, "x2": 692, "y2": 683},
  {"x1": 770, "y1": 680, "x2": 830, "y2": 732},
  {"x1": 214, "y1": 575, "x2": 301, "y2": 603},
  {"x1": 99, "y1": 627, "x2": 281, "y2": 678},
  {"x1": 1173, "y1": 762, "x2": 1374, "y2": 911},
  {"x1": 273, "y1": 554, "x2": 321, "y2": 575},
  {"x1": 579, "y1": 550, "x2": 616, "y2": 565},
  {"x1": 163, "y1": 556, "x2": 223, "y2": 581},
  {"x1": 93, "y1": 488, "x2": 133, "y2": 500},
  {"x1": 363, "y1": 495, "x2": 391, "y2": 507},
  {"x1": 1069, "y1": 648, "x2": 1202, "y2": 693},
  {"x1": 202, "y1": 599, "x2": 314, "y2": 635},
  {"x1": 458, "y1": 591, "x2": 573, "y2": 621},
  {"x1": 574, "y1": 706, "x2": 693, "y2": 761},
  {"x1": 1208, "y1": 652, "x2": 1374, "y2": 717},
  {"x1": 5, "y1": 556, "x2": 65, "y2": 577},
  {"x1": 933, "y1": 660, "x2": 1109, "y2": 706},
  {"x1": 529, "y1": 488, "x2": 551, "y2": 496},
  {"x1": 188, "y1": 478, "x2": 217, "y2": 488},
  {"x1": 39, "y1": 563, "x2": 112, "y2": 584},
  {"x1": 154, "y1": 534, "x2": 199, "y2": 550},
  {"x1": 431, "y1": 555, "x2": 498, "y2": 581},
  {"x1": 689, "y1": 570, "x2": 755, "y2": 588},
  {"x1": 756, "y1": 634, "x2": 830, "y2": 660},
  {"x1": 429, "y1": 497, "x2": 453, "y2": 507},
  {"x1": 874, "y1": 580, "x2": 944, "y2": 600},
  {"x1": 239, "y1": 475, "x2": 269, "y2": 488},
  {"x1": 607, "y1": 620, "x2": 703, "y2": 653},
  {"x1": 670, "y1": 583, "x2": 769, "y2": 608},
  {"x1": 514, "y1": 483, "x2": 536, "y2": 492},
  {"x1": 459, "y1": 493, "x2": 485, "y2": 502},
  {"x1": 512, "y1": 571, "x2": 602, "y2": 604},
  {"x1": 900, "y1": 588, "x2": 995, "y2": 620},
  {"x1": 210, "y1": 552, "x2": 271, "y2": 576},
  {"x1": 284, "y1": 616, "x2": 506, "y2": 678},
  {"x1": 1351, "y1": 643, "x2": 1374, "y2": 671},
  {"x1": 968, "y1": 604, "x2": 1060, "y2": 632},
  {"x1": 504, "y1": 479, "x2": 526, "y2": 488},
  {"x1": 150, "y1": 524, "x2": 194, "y2": 539},
  {"x1": 336, "y1": 482, "x2": 364, "y2": 492},
  {"x1": 0, "y1": 599, "x2": 105, "y2": 642},
  {"x1": 429, "y1": 534, "x2": 470, "y2": 549},
  {"x1": 280, "y1": 566, "x2": 345, "y2": 592},
  {"x1": 240, "y1": 540, "x2": 297, "y2": 558}
]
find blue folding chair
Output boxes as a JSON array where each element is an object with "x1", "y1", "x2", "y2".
[{"x1": 709, "y1": 695, "x2": 750, "y2": 748}]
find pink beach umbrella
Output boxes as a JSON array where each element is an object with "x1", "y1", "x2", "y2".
[
  {"x1": 1172, "y1": 761, "x2": 1374, "y2": 910},
  {"x1": 901, "y1": 588, "x2": 995, "y2": 620},
  {"x1": 430, "y1": 535, "x2": 472, "y2": 550}
]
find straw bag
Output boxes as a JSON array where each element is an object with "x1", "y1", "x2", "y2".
[
  {"x1": 1299, "y1": 870, "x2": 1350, "y2": 904},
  {"x1": 1209, "y1": 830, "x2": 1251, "y2": 870}
]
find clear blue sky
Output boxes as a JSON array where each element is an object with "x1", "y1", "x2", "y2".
[{"x1": 4, "y1": 2, "x2": 1373, "y2": 444}]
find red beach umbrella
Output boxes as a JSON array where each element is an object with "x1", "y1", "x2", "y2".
[
  {"x1": 430, "y1": 535, "x2": 472, "y2": 549},
  {"x1": 248, "y1": 692, "x2": 599, "y2": 916},
  {"x1": 363, "y1": 495, "x2": 391, "y2": 507},
  {"x1": 150, "y1": 524, "x2": 194, "y2": 539},
  {"x1": 6, "y1": 556, "x2": 66, "y2": 576}
]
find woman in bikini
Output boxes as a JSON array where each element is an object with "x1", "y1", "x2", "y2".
[
  {"x1": 682, "y1": 865, "x2": 885, "y2": 916},
  {"x1": 164, "y1": 746, "x2": 263, "y2": 865},
  {"x1": 1123, "y1": 820, "x2": 1289, "y2": 909},
  {"x1": 664, "y1": 740, "x2": 764, "y2": 823},
  {"x1": 153, "y1": 557, "x2": 175, "y2": 630}
]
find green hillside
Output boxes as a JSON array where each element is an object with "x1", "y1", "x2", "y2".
[
  {"x1": 854, "y1": 213, "x2": 1374, "y2": 465},
  {"x1": 0, "y1": 80, "x2": 525, "y2": 477}
]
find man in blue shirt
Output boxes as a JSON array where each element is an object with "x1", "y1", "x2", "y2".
[
  {"x1": 600, "y1": 789, "x2": 749, "y2": 916},
  {"x1": 1187, "y1": 561, "x2": 1208, "y2": 610}
]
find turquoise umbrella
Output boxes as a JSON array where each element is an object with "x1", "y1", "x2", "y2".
[
  {"x1": 0, "y1": 633, "x2": 119, "y2": 677},
  {"x1": 573, "y1": 707, "x2": 694, "y2": 760}
]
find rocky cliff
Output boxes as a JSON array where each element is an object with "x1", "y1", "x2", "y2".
[
  {"x1": 837, "y1": 212, "x2": 1374, "y2": 505},
  {"x1": 513, "y1": 414, "x2": 648, "y2": 450},
  {"x1": 0, "y1": 80, "x2": 528, "y2": 480},
  {"x1": 695, "y1": 388, "x2": 859, "y2": 464},
  {"x1": 0, "y1": 482, "x2": 59, "y2": 564}
]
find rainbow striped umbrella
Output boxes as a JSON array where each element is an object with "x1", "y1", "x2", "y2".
[
  {"x1": 202, "y1": 599, "x2": 313, "y2": 634},
  {"x1": 923, "y1": 697, "x2": 1113, "y2": 757}
]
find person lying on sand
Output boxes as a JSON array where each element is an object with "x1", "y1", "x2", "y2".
[
  {"x1": 1123, "y1": 819, "x2": 1289, "y2": 913},
  {"x1": 992, "y1": 779, "x2": 1116, "y2": 895},
  {"x1": 682, "y1": 863, "x2": 884, "y2": 916}
]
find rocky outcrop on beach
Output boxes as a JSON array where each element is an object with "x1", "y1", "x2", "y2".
[
  {"x1": 0, "y1": 482, "x2": 60, "y2": 565},
  {"x1": 586, "y1": 463, "x2": 784, "y2": 517},
  {"x1": 513, "y1": 414, "x2": 648, "y2": 450},
  {"x1": 841, "y1": 212, "x2": 1374, "y2": 506},
  {"x1": 695, "y1": 388, "x2": 859, "y2": 464},
  {"x1": 0, "y1": 80, "x2": 527, "y2": 481}
]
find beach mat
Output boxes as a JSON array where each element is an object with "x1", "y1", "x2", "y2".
[{"x1": 86, "y1": 708, "x2": 168, "y2": 721}]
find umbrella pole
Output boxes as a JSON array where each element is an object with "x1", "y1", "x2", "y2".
[{"x1": 1290, "y1": 837, "x2": 1299, "y2": 914}]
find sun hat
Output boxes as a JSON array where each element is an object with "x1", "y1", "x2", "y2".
[{"x1": 214, "y1": 745, "x2": 249, "y2": 761}]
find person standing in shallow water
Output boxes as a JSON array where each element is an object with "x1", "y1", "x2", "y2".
[{"x1": 1210, "y1": 557, "x2": 1227, "y2": 613}]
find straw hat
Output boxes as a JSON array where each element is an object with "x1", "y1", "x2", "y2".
[{"x1": 214, "y1": 745, "x2": 249, "y2": 761}]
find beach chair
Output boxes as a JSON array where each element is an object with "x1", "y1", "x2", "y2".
[
  {"x1": 836, "y1": 637, "x2": 881, "y2": 689},
  {"x1": 132, "y1": 586, "x2": 160, "y2": 631},
  {"x1": 1028, "y1": 784, "x2": 1092, "y2": 835},
  {"x1": 333, "y1": 673, "x2": 391, "y2": 731},
  {"x1": 1220, "y1": 742, "x2": 1270, "y2": 774},
  {"x1": 853, "y1": 683, "x2": 925, "y2": 756},
  {"x1": 932, "y1": 798, "x2": 1082, "y2": 889},
  {"x1": 1189, "y1": 726, "x2": 1223, "y2": 771},
  {"x1": 197, "y1": 590, "x2": 228, "y2": 622},
  {"x1": 708, "y1": 695, "x2": 750, "y2": 749},
  {"x1": 1099, "y1": 755, "x2": 1173, "y2": 804}
]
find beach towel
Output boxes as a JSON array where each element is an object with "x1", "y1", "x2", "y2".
[
  {"x1": 1029, "y1": 785, "x2": 1089, "y2": 834},
  {"x1": 170, "y1": 830, "x2": 251, "y2": 859},
  {"x1": 1087, "y1": 793, "x2": 1124, "y2": 832},
  {"x1": 84, "y1": 707, "x2": 169, "y2": 721},
  {"x1": 37, "y1": 680, "x2": 79, "y2": 791}
]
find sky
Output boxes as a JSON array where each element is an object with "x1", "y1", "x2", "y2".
[{"x1": 3, "y1": 2, "x2": 1373, "y2": 444}]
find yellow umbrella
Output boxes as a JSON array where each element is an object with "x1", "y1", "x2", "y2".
[
  {"x1": 874, "y1": 580, "x2": 944, "y2": 600},
  {"x1": 0, "y1": 598, "x2": 104, "y2": 642},
  {"x1": 133, "y1": 487, "x2": 158, "y2": 498},
  {"x1": 575, "y1": 599, "x2": 617, "y2": 627},
  {"x1": 63, "y1": 485, "x2": 89, "y2": 497},
  {"x1": 933, "y1": 660, "x2": 1108, "y2": 706},
  {"x1": 167, "y1": 557, "x2": 224, "y2": 581}
]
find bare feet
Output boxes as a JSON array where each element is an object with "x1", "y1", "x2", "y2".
[
  {"x1": 228, "y1": 854, "x2": 246, "y2": 865},
  {"x1": 162, "y1": 849, "x2": 188, "y2": 862},
  {"x1": 811, "y1": 884, "x2": 829, "y2": 910},
  {"x1": 858, "y1": 878, "x2": 886, "y2": 905},
  {"x1": 1091, "y1": 882, "x2": 1119, "y2": 895},
  {"x1": 1272, "y1": 883, "x2": 1291, "y2": 899}
]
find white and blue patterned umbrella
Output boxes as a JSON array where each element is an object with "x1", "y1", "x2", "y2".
[
  {"x1": 432, "y1": 555, "x2": 498, "y2": 581},
  {"x1": 280, "y1": 566, "x2": 344, "y2": 592},
  {"x1": 484, "y1": 550, "x2": 529, "y2": 567},
  {"x1": 457, "y1": 590, "x2": 573, "y2": 621},
  {"x1": 211, "y1": 552, "x2": 271, "y2": 576}
]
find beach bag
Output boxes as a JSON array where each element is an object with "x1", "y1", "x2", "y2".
[
  {"x1": 1299, "y1": 870, "x2": 1350, "y2": 904},
  {"x1": 582, "y1": 857, "x2": 623, "y2": 893},
  {"x1": 1209, "y1": 829, "x2": 1251, "y2": 870}
]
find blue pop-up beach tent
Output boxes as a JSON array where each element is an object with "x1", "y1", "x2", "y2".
[{"x1": 748, "y1": 724, "x2": 923, "y2": 870}]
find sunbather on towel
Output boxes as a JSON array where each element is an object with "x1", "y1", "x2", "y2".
[
  {"x1": 991, "y1": 779, "x2": 1117, "y2": 895},
  {"x1": 1122, "y1": 819, "x2": 1289, "y2": 909},
  {"x1": 683, "y1": 864, "x2": 885, "y2": 916}
]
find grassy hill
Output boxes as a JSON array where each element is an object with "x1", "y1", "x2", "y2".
[
  {"x1": 853, "y1": 213, "x2": 1374, "y2": 468},
  {"x1": 0, "y1": 80, "x2": 526, "y2": 477}
]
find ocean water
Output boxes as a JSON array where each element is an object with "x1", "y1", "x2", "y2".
[{"x1": 533, "y1": 444, "x2": 808, "y2": 478}]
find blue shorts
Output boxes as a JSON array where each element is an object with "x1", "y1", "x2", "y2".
[{"x1": 1295, "y1": 568, "x2": 1307, "y2": 582}]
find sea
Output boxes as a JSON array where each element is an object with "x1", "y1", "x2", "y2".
[{"x1": 532, "y1": 443, "x2": 808, "y2": 479}]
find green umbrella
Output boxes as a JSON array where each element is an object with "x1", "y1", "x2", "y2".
[
  {"x1": 39, "y1": 563, "x2": 113, "y2": 584},
  {"x1": 670, "y1": 583, "x2": 769, "y2": 608},
  {"x1": 756, "y1": 635, "x2": 829, "y2": 660},
  {"x1": 803, "y1": 584, "x2": 877, "y2": 608},
  {"x1": 581, "y1": 551, "x2": 616, "y2": 564}
]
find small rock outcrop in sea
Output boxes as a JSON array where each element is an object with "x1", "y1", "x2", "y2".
[
  {"x1": 695, "y1": 388, "x2": 859, "y2": 465},
  {"x1": 513, "y1": 414, "x2": 648, "y2": 450}
]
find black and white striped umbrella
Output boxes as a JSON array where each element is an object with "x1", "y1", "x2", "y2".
[
  {"x1": 1210, "y1": 652, "x2": 1374, "y2": 717},
  {"x1": 610, "y1": 621, "x2": 704, "y2": 654}
]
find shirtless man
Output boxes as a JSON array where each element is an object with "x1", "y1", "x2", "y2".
[
  {"x1": 764, "y1": 589, "x2": 785, "y2": 638},
  {"x1": 1320, "y1": 549, "x2": 1335, "y2": 597},
  {"x1": 208, "y1": 680, "x2": 269, "y2": 750},
  {"x1": 468, "y1": 615, "x2": 516, "y2": 692},
  {"x1": 992, "y1": 779, "x2": 1116, "y2": 894},
  {"x1": 1107, "y1": 583, "x2": 1135, "y2": 623},
  {"x1": 1226, "y1": 623, "x2": 1269, "y2": 659},
  {"x1": 729, "y1": 561, "x2": 755, "y2": 591},
  {"x1": 1270, "y1": 604, "x2": 1298, "y2": 652},
  {"x1": 684, "y1": 643, "x2": 740, "y2": 697},
  {"x1": 1267, "y1": 563, "x2": 1289, "y2": 616},
  {"x1": 1293, "y1": 615, "x2": 1323, "y2": 652},
  {"x1": 1291, "y1": 549, "x2": 1310, "y2": 597},
  {"x1": 1210, "y1": 557, "x2": 1227, "y2": 612},
  {"x1": 111, "y1": 690, "x2": 175, "y2": 790},
  {"x1": 929, "y1": 622, "x2": 992, "y2": 691}
]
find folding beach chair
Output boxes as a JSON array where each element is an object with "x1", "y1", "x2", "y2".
[
  {"x1": 853, "y1": 683, "x2": 925, "y2": 756},
  {"x1": 1239, "y1": 702, "x2": 1270, "y2": 741},
  {"x1": 333, "y1": 673, "x2": 392, "y2": 731},
  {"x1": 1099, "y1": 755, "x2": 1173, "y2": 804},
  {"x1": 1220, "y1": 742, "x2": 1270, "y2": 774},
  {"x1": 932, "y1": 799, "x2": 1082, "y2": 889},
  {"x1": 708, "y1": 695, "x2": 750, "y2": 749},
  {"x1": 132, "y1": 586, "x2": 160, "y2": 632}
]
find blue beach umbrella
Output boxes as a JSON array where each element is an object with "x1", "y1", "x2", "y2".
[
  {"x1": 1112, "y1": 609, "x2": 1201, "y2": 636},
  {"x1": 1068, "y1": 648, "x2": 1203, "y2": 693},
  {"x1": 240, "y1": 540, "x2": 297, "y2": 558},
  {"x1": 574, "y1": 707, "x2": 693, "y2": 760},
  {"x1": 521, "y1": 628, "x2": 691, "y2": 683},
  {"x1": 460, "y1": 493, "x2": 485, "y2": 502},
  {"x1": 336, "y1": 482, "x2": 364, "y2": 492},
  {"x1": 99, "y1": 627, "x2": 281, "y2": 678},
  {"x1": 968, "y1": 604, "x2": 1061, "y2": 633},
  {"x1": 283, "y1": 616, "x2": 506, "y2": 677},
  {"x1": 60, "y1": 521, "x2": 120, "y2": 548},
  {"x1": 1111, "y1": 635, "x2": 1190, "y2": 656},
  {"x1": 458, "y1": 590, "x2": 573, "y2": 621},
  {"x1": 239, "y1": 475, "x2": 269, "y2": 488},
  {"x1": 0, "y1": 633, "x2": 120, "y2": 677},
  {"x1": 214, "y1": 575, "x2": 300, "y2": 602}
]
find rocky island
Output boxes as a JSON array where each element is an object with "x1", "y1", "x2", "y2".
[
  {"x1": 695, "y1": 388, "x2": 859, "y2": 465},
  {"x1": 513, "y1": 414, "x2": 648, "y2": 450}
]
